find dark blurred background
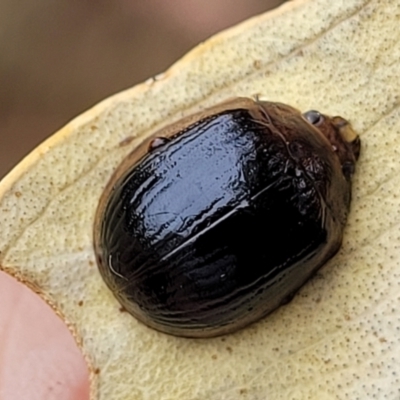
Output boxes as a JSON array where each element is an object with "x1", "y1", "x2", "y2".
[{"x1": 0, "y1": 0, "x2": 285, "y2": 178}]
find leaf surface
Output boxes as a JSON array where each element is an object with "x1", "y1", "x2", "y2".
[{"x1": 1, "y1": 0, "x2": 400, "y2": 398}]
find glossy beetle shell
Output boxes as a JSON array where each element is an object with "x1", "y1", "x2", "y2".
[{"x1": 94, "y1": 97, "x2": 360, "y2": 338}]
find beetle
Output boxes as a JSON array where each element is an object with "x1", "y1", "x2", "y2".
[{"x1": 94, "y1": 97, "x2": 360, "y2": 338}]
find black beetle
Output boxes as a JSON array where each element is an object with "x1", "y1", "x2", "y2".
[{"x1": 94, "y1": 98, "x2": 360, "y2": 338}]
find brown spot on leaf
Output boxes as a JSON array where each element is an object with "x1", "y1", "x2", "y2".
[
  {"x1": 253, "y1": 59, "x2": 262, "y2": 69},
  {"x1": 119, "y1": 136, "x2": 135, "y2": 147}
]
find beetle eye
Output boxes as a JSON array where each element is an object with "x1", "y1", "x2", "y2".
[{"x1": 303, "y1": 110, "x2": 324, "y2": 126}]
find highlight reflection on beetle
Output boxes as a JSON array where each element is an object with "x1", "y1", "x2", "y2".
[{"x1": 94, "y1": 97, "x2": 360, "y2": 338}]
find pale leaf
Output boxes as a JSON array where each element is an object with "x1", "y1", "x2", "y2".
[{"x1": 1, "y1": 0, "x2": 399, "y2": 398}]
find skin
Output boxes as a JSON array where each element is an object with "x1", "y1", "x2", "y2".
[{"x1": 0, "y1": 272, "x2": 90, "y2": 400}]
